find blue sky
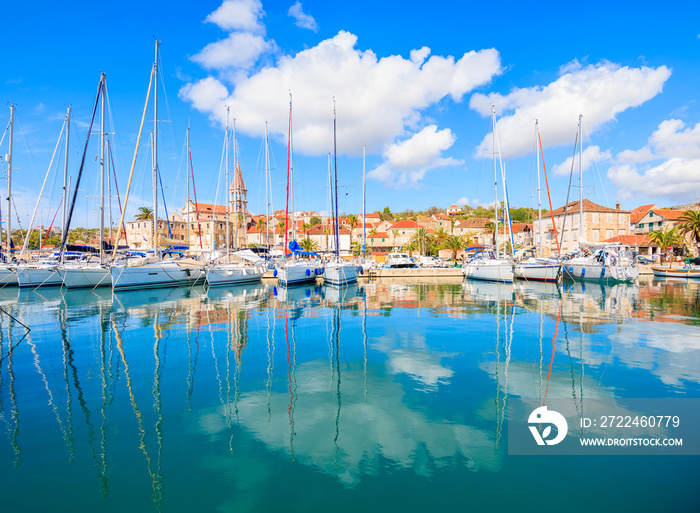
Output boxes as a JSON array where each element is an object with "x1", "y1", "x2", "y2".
[{"x1": 2, "y1": 0, "x2": 700, "y2": 231}]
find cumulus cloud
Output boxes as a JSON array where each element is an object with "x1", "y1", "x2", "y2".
[
  {"x1": 205, "y1": 0, "x2": 265, "y2": 33},
  {"x1": 367, "y1": 125, "x2": 462, "y2": 188},
  {"x1": 288, "y1": 1, "x2": 318, "y2": 32},
  {"x1": 192, "y1": 32, "x2": 272, "y2": 70},
  {"x1": 470, "y1": 60, "x2": 671, "y2": 159},
  {"x1": 609, "y1": 119, "x2": 700, "y2": 202},
  {"x1": 182, "y1": 30, "x2": 501, "y2": 159},
  {"x1": 551, "y1": 145, "x2": 612, "y2": 176}
]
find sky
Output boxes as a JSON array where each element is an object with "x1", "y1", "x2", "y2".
[{"x1": 1, "y1": 0, "x2": 700, "y2": 231}]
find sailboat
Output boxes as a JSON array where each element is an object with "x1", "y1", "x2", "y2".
[
  {"x1": 60, "y1": 73, "x2": 112, "y2": 289},
  {"x1": 463, "y1": 106, "x2": 514, "y2": 283},
  {"x1": 560, "y1": 116, "x2": 638, "y2": 283},
  {"x1": 514, "y1": 120, "x2": 561, "y2": 283},
  {"x1": 275, "y1": 93, "x2": 322, "y2": 286},
  {"x1": 0, "y1": 106, "x2": 19, "y2": 286},
  {"x1": 17, "y1": 97, "x2": 95, "y2": 289},
  {"x1": 323, "y1": 99, "x2": 358, "y2": 286},
  {"x1": 110, "y1": 41, "x2": 205, "y2": 291},
  {"x1": 205, "y1": 108, "x2": 265, "y2": 286}
]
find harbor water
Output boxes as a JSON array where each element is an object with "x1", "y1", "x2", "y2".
[{"x1": 0, "y1": 277, "x2": 698, "y2": 512}]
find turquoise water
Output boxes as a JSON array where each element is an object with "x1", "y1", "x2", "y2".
[{"x1": 0, "y1": 278, "x2": 698, "y2": 512}]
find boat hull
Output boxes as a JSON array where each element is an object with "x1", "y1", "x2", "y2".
[
  {"x1": 323, "y1": 264, "x2": 359, "y2": 285},
  {"x1": 58, "y1": 265, "x2": 111, "y2": 288},
  {"x1": 276, "y1": 262, "x2": 321, "y2": 286},
  {"x1": 463, "y1": 260, "x2": 514, "y2": 283},
  {"x1": 17, "y1": 266, "x2": 63, "y2": 288},
  {"x1": 0, "y1": 265, "x2": 18, "y2": 286},
  {"x1": 514, "y1": 263, "x2": 560, "y2": 282},
  {"x1": 562, "y1": 262, "x2": 638, "y2": 282},
  {"x1": 205, "y1": 265, "x2": 265, "y2": 286},
  {"x1": 651, "y1": 266, "x2": 700, "y2": 279},
  {"x1": 111, "y1": 262, "x2": 205, "y2": 291}
]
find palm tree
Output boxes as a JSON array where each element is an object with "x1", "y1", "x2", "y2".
[
  {"x1": 299, "y1": 238, "x2": 318, "y2": 252},
  {"x1": 347, "y1": 214, "x2": 358, "y2": 247},
  {"x1": 648, "y1": 227, "x2": 683, "y2": 264},
  {"x1": 433, "y1": 227, "x2": 449, "y2": 247},
  {"x1": 409, "y1": 228, "x2": 434, "y2": 256},
  {"x1": 135, "y1": 206, "x2": 153, "y2": 221},
  {"x1": 391, "y1": 229, "x2": 399, "y2": 250},
  {"x1": 677, "y1": 210, "x2": 700, "y2": 255},
  {"x1": 484, "y1": 221, "x2": 496, "y2": 245},
  {"x1": 441, "y1": 234, "x2": 468, "y2": 261},
  {"x1": 301, "y1": 222, "x2": 311, "y2": 238}
]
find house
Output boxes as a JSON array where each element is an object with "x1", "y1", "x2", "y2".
[
  {"x1": 388, "y1": 219, "x2": 420, "y2": 246},
  {"x1": 453, "y1": 217, "x2": 491, "y2": 244},
  {"x1": 534, "y1": 199, "x2": 632, "y2": 255},
  {"x1": 306, "y1": 223, "x2": 351, "y2": 253},
  {"x1": 446, "y1": 204, "x2": 461, "y2": 216},
  {"x1": 633, "y1": 208, "x2": 685, "y2": 234}
]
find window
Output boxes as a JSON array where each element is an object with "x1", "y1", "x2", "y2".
[
  {"x1": 592, "y1": 229, "x2": 600, "y2": 241},
  {"x1": 382, "y1": 238, "x2": 385, "y2": 242},
  {"x1": 649, "y1": 212, "x2": 654, "y2": 217},
  {"x1": 606, "y1": 230, "x2": 613, "y2": 239},
  {"x1": 592, "y1": 213, "x2": 599, "y2": 224},
  {"x1": 219, "y1": 223, "x2": 223, "y2": 230},
  {"x1": 639, "y1": 223, "x2": 644, "y2": 228},
  {"x1": 607, "y1": 213, "x2": 613, "y2": 223}
]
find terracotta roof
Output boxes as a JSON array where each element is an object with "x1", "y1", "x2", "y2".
[
  {"x1": 630, "y1": 204, "x2": 656, "y2": 224},
  {"x1": 390, "y1": 220, "x2": 420, "y2": 229},
  {"x1": 602, "y1": 234, "x2": 652, "y2": 245},
  {"x1": 550, "y1": 199, "x2": 629, "y2": 216},
  {"x1": 306, "y1": 224, "x2": 351, "y2": 235},
  {"x1": 447, "y1": 204, "x2": 460, "y2": 209},
  {"x1": 458, "y1": 217, "x2": 489, "y2": 229},
  {"x1": 193, "y1": 203, "x2": 227, "y2": 215},
  {"x1": 369, "y1": 231, "x2": 389, "y2": 238},
  {"x1": 434, "y1": 214, "x2": 451, "y2": 220},
  {"x1": 650, "y1": 209, "x2": 686, "y2": 221},
  {"x1": 230, "y1": 161, "x2": 246, "y2": 190},
  {"x1": 511, "y1": 223, "x2": 532, "y2": 233}
]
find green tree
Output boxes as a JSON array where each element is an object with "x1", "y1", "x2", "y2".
[
  {"x1": 299, "y1": 238, "x2": 318, "y2": 252},
  {"x1": 309, "y1": 216, "x2": 321, "y2": 226},
  {"x1": 380, "y1": 207, "x2": 393, "y2": 221},
  {"x1": 433, "y1": 227, "x2": 449, "y2": 247},
  {"x1": 135, "y1": 206, "x2": 154, "y2": 221},
  {"x1": 677, "y1": 210, "x2": 700, "y2": 255},
  {"x1": 409, "y1": 228, "x2": 434, "y2": 256},
  {"x1": 347, "y1": 215, "x2": 358, "y2": 247},
  {"x1": 648, "y1": 227, "x2": 683, "y2": 263},
  {"x1": 441, "y1": 234, "x2": 469, "y2": 261}
]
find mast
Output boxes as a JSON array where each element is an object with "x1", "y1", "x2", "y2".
[
  {"x1": 264, "y1": 122, "x2": 270, "y2": 250},
  {"x1": 327, "y1": 152, "x2": 332, "y2": 252},
  {"x1": 232, "y1": 116, "x2": 239, "y2": 251},
  {"x1": 152, "y1": 40, "x2": 159, "y2": 256},
  {"x1": 578, "y1": 114, "x2": 583, "y2": 243},
  {"x1": 333, "y1": 98, "x2": 340, "y2": 259},
  {"x1": 186, "y1": 124, "x2": 190, "y2": 248},
  {"x1": 362, "y1": 145, "x2": 366, "y2": 259},
  {"x1": 492, "y1": 105, "x2": 500, "y2": 259},
  {"x1": 62, "y1": 106, "x2": 70, "y2": 261},
  {"x1": 225, "y1": 107, "x2": 230, "y2": 258},
  {"x1": 536, "y1": 120, "x2": 542, "y2": 254},
  {"x1": 99, "y1": 73, "x2": 106, "y2": 265},
  {"x1": 6, "y1": 105, "x2": 13, "y2": 257}
]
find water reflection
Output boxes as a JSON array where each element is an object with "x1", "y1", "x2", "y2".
[{"x1": 0, "y1": 278, "x2": 698, "y2": 510}]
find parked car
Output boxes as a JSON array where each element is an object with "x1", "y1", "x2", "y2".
[{"x1": 635, "y1": 255, "x2": 653, "y2": 264}]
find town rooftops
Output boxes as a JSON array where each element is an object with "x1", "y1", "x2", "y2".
[{"x1": 550, "y1": 199, "x2": 629, "y2": 217}]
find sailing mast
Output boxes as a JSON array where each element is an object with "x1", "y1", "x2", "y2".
[
  {"x1": 492, "y1": 105, "x2": 500, "y2": 259},
  {"x1": 578, "y1": 114, "x2": 583, "y2": 243},
  {"x1": 536, "y1": 120, "x2": 543, "y2": 254},
  {"x1": 62, "y1": 107, "x2": 70, "y2": 261},
  {"x1": 225, "y1": 107, "x2": 230, "y2": 259},
  {"x1": 152, "y1": 40, "x2": 160, "y2": 257},
  {"x1": 362, "y1": 145, "x2": 366, "y2": 259},
  {"x1": 99, "y1": 73, "x2": 106, "y2": 265},
  {"x1": 186, "y1": 124, "x2": 190, "y2": 249},
  {"x1": 264, "y1": 122, "x2": 271, "y2": 251},
  {"x1": 332, "y1": 98, "x2": 340, "y2": 260},
  {"x1": 6, "y1": 105, "x2": 13, "y2": 258}
]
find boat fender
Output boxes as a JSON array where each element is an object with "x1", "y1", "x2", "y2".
[
  {"x1": 306, "y1": 268, "x2": 311, "y2": 276},
  {"x1": 273, "y1": 286, "x2": 278, "y2": 296},
  {"x1": 601, "y1": 267, "x2": 605, "y2": 276},
  {"x1": 358, "y1": 266, "x2": 363, "y2": 275},
  {"x1": 314, "y1": 268, "x2": 321, "y2": 275},
  {"x1": 306, "y1": 289, "x2": 311, "y2": 297},
  {"x1": 581, "y1": 267, "x2": 585, "y2": 276},
  {"x1": 568, "y1": 266, "x2": 573, "y2": 274},
  {"x1": 273, "y1": 269, "x2": 278, "y2": 277}
]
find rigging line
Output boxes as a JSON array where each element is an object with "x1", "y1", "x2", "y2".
[
  {"x1": 543, "y1": 305, "x2": 561, "y2": 404},
  {"x1": 61, "y1": 78, "x2": 102, "y2": 252},
  {"x1": 156, "y1": 165, "x2": 172, "y2": 238},
  {"x1": 188, "y1": 142, "x2": 203, "y2": 248},
  {"x1": 539, "y1": 130, "x2": 561, "y2": 257},
  {"x1": 559, "y1": 130, "x2": 580, "y2": 247},
  {"x1": 0, "y1": 117, "x2": 10, "y2": 150},
  {"x1": 108, "y1": 141, "x2": 128, "y2": 245},
  {"x1": 42, "y1": 198, "x2": 64, "y2": 248}
]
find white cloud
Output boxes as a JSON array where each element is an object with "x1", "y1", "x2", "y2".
[
  {"x1": 182, "y1": 31, "x2": 501, "y2": 160},
  {"x1": 608, "y1": 158, "x2": 700, "y2": 201},
  {"x1": 551, "y1": 145, "x2": 612, "y2": 176},
  {"x1": 205, "y1": 0, "x2": 265, "y2": 33},
  {"x1": 470, "y1": 61, "x2": 671, "y2": 159},
  {"x1": 367, "y1": 125, "x2": 462, "y2": 188},
  {"x1": 610, "y1": 119, "x2": 700, "y2": 202},
  {"x1": 288, "y1": 1, "x2": 318, "y2": 32},
  {"x1": 192, "y1": 32, "x2": 272, "y2": 70}
]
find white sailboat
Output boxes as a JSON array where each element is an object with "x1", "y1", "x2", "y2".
[
  {"x1": 205, "y1": 108, "x2": 265, "y2": 286},
  {"x1": 514, "y1": 120, "x2": 561, "y2": 283},
  {"x1": 275, "y1": 93, "x2": 321, "y2": 287},
  {"x1": 323, "y1": 99, "x2": 358, "y2": 286},
  {"x1": 560, "y1": 116, "x2": 638, "y2": 283},
  {"x1": 463, "y1": 106, "x2": 514, "y2": 283},
  {"x1": 110, "y1": 41, "x2": 204, "y2": 291},
  {"x1": 60, "y1": 73, "x2": 112, "y2": 289}
]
